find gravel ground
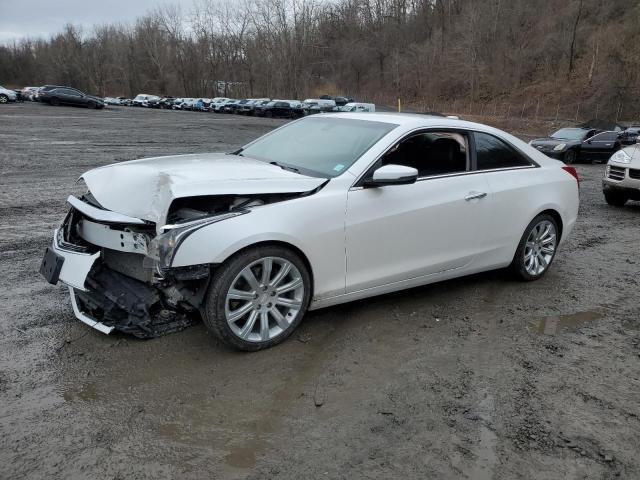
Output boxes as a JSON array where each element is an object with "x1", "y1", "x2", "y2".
[{"x1": 1, "y1": 102, "x2": 639, "y2": 480}]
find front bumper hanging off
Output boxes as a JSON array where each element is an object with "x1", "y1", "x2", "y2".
[{"x1": 40, "y1": 227, "x2": 198, "y2": 338}]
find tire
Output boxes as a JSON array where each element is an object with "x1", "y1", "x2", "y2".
[
  {"x1": 203, "y1": 245, "x2": 311, "y2": 351},
  {"x1": 265, "y1": 111, "x2": 273, "y2": 118},
  {"x1": 510, "y1": 214, "x2": 559, "y2": 281},
  {"x1": 563, "y1": 149, "x2": 577, "y2": 164},
  {"x1": 0, "y1": 94, "x2": 8, "y2": 104},
  {"x1": 87, "y1": 100, "x2": 97, "y2": 109},
  {"x1": 604, "y1": 191, "x2": 628, "y2": 207},
  {"x1": 49, "y1": 97, "x2": 60, "y2": 106}
]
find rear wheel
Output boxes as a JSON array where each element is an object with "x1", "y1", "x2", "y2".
[
  {"x1": 604, "y1": 191, "x2": 628, "y2": 207},
  {"x1": 510, "y1": 214, "x2": 558, "y2": 281},
  {"x1": 563, "y1": 150, "x2": 577, "y2": 164},
  {"x1": 203, "y1": 245, "x2": 311, "y2": 351},
  {"x1": 49, "y1": 97, "x2": 60, "y2": 106}
]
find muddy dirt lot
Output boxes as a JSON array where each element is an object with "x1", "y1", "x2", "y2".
[{"x1": 1, "y1": 103, "x2": 639, "y2": 480}]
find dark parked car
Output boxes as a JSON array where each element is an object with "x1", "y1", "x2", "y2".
[
  {"x1": 252, "y1": 100, "x2": 272, "y2": 116},
  {"x1": 333, "y1": 96, "x2": 354, "y2": 106},
  {"x1": 224, "y1": 99, "x2": 248, "y2": 113},
  {"x1": 620, "y1": 127, "x2": 640, "y2": 145},
  {"x1": 36, "y1": 85, "x2": 83, "y2": 101},
  {"x1": 39, "y1": 87, "x2": 105, "y2": 109},
  {"x1": 529, "y1": 127, "x2": 622, "y2": 163},
  {"x1": 259, "y1": 100, "x2": 303, "y2": 118}
]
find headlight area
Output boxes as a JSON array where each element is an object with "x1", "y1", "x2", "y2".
[
  {"x1": 610, "y1": 149, "x2": 632, "y2": 164},
  {"x1": 145, "y1": 211, "x2": 249, "y2": 270}
]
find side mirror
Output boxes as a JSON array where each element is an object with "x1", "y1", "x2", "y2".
[{"x1": 364, "y1": 164, "x2": 418, "y2": 187}]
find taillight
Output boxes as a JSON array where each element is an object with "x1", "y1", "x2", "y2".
[{"x1": 562, "y1": 166, "x2": 580, "y2": 186}]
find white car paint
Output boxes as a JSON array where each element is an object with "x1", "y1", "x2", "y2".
[
  {"x1": 0, "y1": 85, "x2": 17, "y2": 102},
  {"x1": 46, "y1": 112, "x2": 579, "y2": 334},
  {"x1": 339, "y1": 102, "x2": 375, "y2": 112}
]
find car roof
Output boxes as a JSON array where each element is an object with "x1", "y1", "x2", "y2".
[{"x1": 325, "y1": 112, "x2": 487, "y2": 128}]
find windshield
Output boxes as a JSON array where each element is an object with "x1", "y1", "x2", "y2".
[
  {"x1": 550, "y1": 128, "x2": 587, "y2": 140},
  {"x1": 240, "y1": 117, "x2": 398, "y2": 178}
]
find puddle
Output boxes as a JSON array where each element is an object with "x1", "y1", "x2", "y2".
[
  {"x1": 224, "y1": 439, "x2": 266, "y2": 469},
  {"x1": 63, "y1": 382, "x2": 98, "y2": 402},
  {"x1": 534, "y1": 311, "x2": 602, "y2": 335}
]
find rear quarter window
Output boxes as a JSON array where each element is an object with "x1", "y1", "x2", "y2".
[{"x1": 474, "y1": 132, "x2": 533, "y2": 170}]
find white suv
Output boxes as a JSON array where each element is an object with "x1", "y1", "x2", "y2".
[{"x1": 603, "y1": 143, "x2": 640, "y2": 206}]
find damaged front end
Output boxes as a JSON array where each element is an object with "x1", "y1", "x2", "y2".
[
  {"x1": 40, "y1": 194, "x2": 245, "y2": 338},
  {"x1": 40, "y1": 190, "x2": 312, "y2": 338}
]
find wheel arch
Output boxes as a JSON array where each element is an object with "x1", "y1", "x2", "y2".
[
  {"x1": 536, "y1": 208, "x2": 564, "y2": 241},
  {"x1": 212, "y1": 240, "x2": 315, "y2": 298}
]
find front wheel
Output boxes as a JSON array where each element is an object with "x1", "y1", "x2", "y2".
[
  {"x1": 510, "y1": 214, "x2": 558, "y2": 281},
  {"x1": 49, "y1": 97, "x2": 60, "y2": 106},
  {"x1": 563, "y1": 150, "x2": 577, "y2": 164},
  {"x1": 0, "y1": 94, "x2": 8, "y2": 104},
  {"x1": 604, "y1": 191, "x2": 628, "y2": 207},
  {"x1": 203, "y1": 245, "x2": 311, "y2": 351}
]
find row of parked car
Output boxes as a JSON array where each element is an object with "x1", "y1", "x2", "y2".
[
  {"x1": 3, "y1": 85, "x2": 376, "y2": 117},
  {"x1": 529, "y1": 120, "x2": 640, "y2": 164},
  {"x1": 104, "y1": 94, "x2": 375, "y2": 117}
]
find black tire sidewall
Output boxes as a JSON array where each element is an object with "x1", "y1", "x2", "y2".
[
  {"x1": 564, "y1": 150, "x2": 576, "y2": 164},
  {"x1": 511, "y1": 213, "x2": 559, "y2": 281},
  {"x1": 50, "y1": 97, "x2": 60, "y2": 106},
  {"x1": 203, "y1": 245, "x2": 312, "y2": 351}
]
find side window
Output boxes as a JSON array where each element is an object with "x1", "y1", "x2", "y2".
[
  {"x1": 381, "y1": 131, "x2": 469, "y2": 177},
  {"x1": 60, "y1": 89, "x2": 81, "y2": 96},
  {"x1": 474, "y1": 132, "x2": 532, "y2": 170},
  {"x1": 589, "y1": 131, "x2": 618, "y2": 142}
]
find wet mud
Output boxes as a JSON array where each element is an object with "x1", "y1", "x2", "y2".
[{"x1": 1, "y1": 103, "x2": 639, "y2": 479}]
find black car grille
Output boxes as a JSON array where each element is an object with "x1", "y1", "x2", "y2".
[
  {"x1": 629, "y1": 168, "x2": 640, "y2": 180},
  {"x1": 608, "y1": 166, "x2": 626, "y2": 181}
]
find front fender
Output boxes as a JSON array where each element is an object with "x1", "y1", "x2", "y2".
[
  {"x1": 172, "y1": 225, "x2": 307, "y2": 267},
  {"x1": 169, "y1": 186, "x2": 349, "y2": 301}
]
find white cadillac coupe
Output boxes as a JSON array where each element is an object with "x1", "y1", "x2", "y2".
[{"x1": 40, "y1": 113, "x2": 579, "y2": 350}]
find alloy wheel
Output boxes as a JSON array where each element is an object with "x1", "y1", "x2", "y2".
[
  {"x1": 523, "y1": 220, "x2": 557, "y2": 276},
  {"x1": 225, "y1": 256, "x2": 304, "y2": 342}
]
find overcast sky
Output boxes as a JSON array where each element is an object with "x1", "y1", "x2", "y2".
[{"x1": 0, "y1": 0, "x2": 195, "y2": 43}]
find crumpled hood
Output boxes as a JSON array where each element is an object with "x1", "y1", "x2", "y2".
[{"x1": 81, "y1": 153, "x2": 325, "y2": 225}]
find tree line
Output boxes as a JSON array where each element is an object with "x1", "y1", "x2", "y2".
[{"x1": 1, "y1": 0, "x2": 638, "y2": 120}]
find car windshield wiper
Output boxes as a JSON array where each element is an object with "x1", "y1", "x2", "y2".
[{"x1": 269, "y1": 161, "x2": 300, "y2": 174}]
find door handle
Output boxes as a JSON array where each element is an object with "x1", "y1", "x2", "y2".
[{"x1": 465, "y1": 191, "x2": 487, "y2": 201}]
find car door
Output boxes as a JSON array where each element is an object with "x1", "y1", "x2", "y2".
[
  {"x1": 345, "y1": 130, "x2": 492, "y2": 293},
  {"x1": 65, "y1": 89, "x2": 84, "y2": 106},
  {"x1": 580, "y1": 131, "x2": 620, "y2": 161},
  {"x1": 470, "y1": 131, "x2": 542, "y2": 265},
  {"x1": 273, "y1": 102, "x2": 286, "y2": 117}
]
